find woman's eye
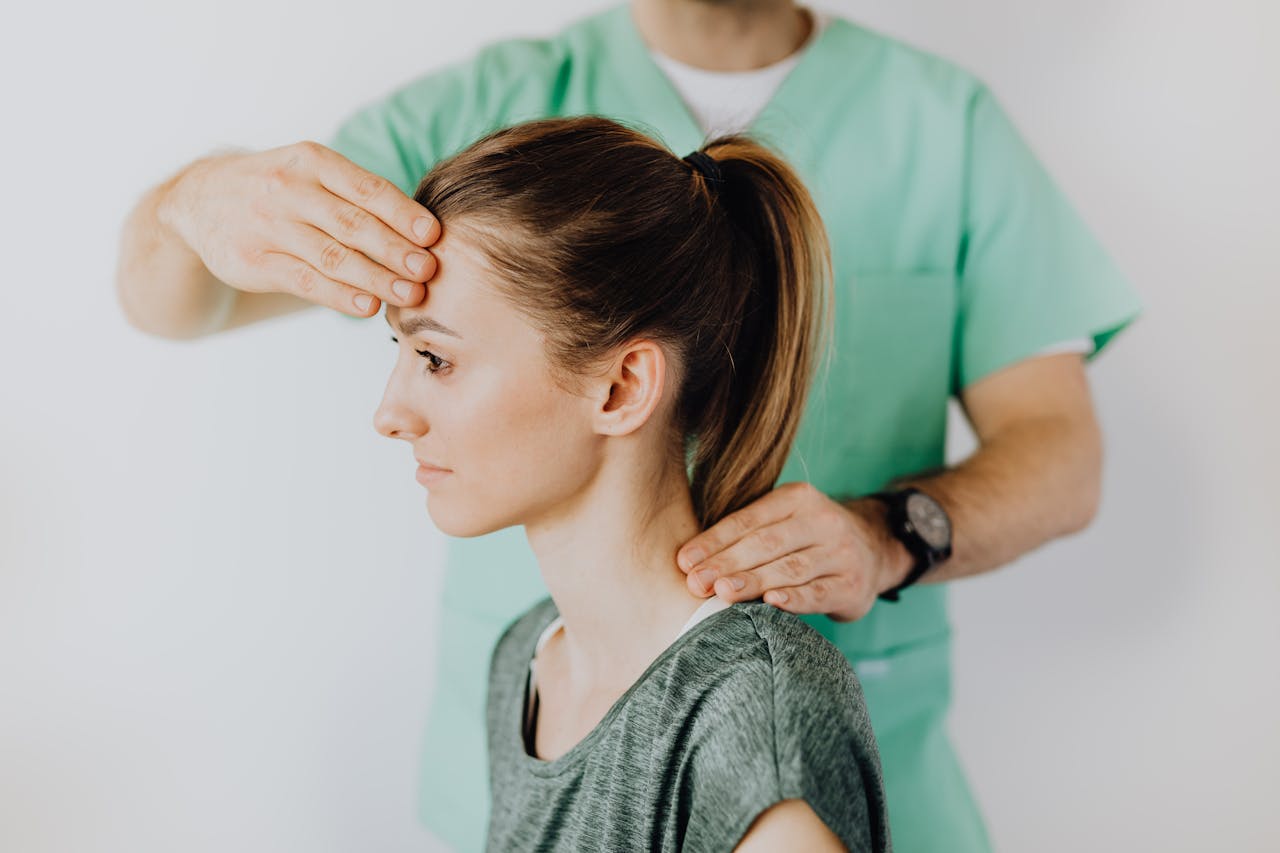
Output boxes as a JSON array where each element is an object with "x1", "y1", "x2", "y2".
[
  {"x1": 416, "y1": 348, "x2": 450, "y2": 375},
  {"x1": 389, "y1": 335, "x2": 451, "y2": 376}
]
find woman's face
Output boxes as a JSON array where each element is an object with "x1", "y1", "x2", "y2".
[{"x1": 372, "y1": 228, "x2": 606, "y2": 537}]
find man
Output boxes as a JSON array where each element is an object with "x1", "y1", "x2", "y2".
[{"x1": 115, "y1": 2, "x2": 1144, "y2": 850}]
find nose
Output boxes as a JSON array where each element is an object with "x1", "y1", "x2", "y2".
[{"x1": 372, "y1": 366, "x2": 427, "y2": 441}]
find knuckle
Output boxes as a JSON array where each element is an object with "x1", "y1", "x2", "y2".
[
  {"x1": 318, "y1": 239, "x2": 349, "y2": 273},
  {"x1": 267, "y1": 143, "x2": 311, "y2": 187},
  {"x1": 264, "y1": 165, "x2": 289, "y2": 193},
  {"x1": 292, "y1": 263, "x2": 317, "y2": 295},
  {"x1": 751, "y1": 527, "x2": 780, "y2": 553},
  {"x1": 334, "y1": 202, "x2": 368, "y2": 237},
  {"x1": 730, "y1": 511, "x2": 756, "y2": 537},
  {"x1": 232, "y1": 242, "x2": 262, "y2": 270},
  {"x1": 788, "y1": 480, "x2": 818, "y2": 500},
  {"x1": 373, "y1": 269, "x2": 398, "y2": 298},
  {"x1": 353, "y1": 172, "x2": 388, "y2": 202},
  {"x1": 782, "y1": 553, "x2": 806, "y2": 581},
  {"x1": 809, "y1": 577, "x2": 827, "y2": 600},
  {"x1": 294, "y1": 139, "x2": 324, "y2": 161}
]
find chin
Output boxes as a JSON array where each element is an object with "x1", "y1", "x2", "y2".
[{"x1": 426, "y1": 497, "x2": 516, "y2": 539}]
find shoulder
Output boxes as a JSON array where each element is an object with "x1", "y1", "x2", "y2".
[
  {"x1": 676, "y1": 601, "x2": 890, "y2": 853},
  {"x1": 720, "y1": 601, "x2": 867, "y2": 700},
  {"x1": 326, "y1": 19, "x2": 584, "y2": 190},
  {"x1": 824, "y1": 13, "x2": 984, "y2": 106},
  {"x1": 686, "y1": 602, "x2": 874, "y2": 744},
  {"x1": 675, "y1": 594, "x2": 875, "y2": 758},
  {"x1": 361, "y1": 32, "x2": 571, "y2": 135}
]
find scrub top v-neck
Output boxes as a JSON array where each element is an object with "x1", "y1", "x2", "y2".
[
  {"x1": 326, "y1": 4, "x2": 1145, "y2": 852},
  {"x1": 596, "y1": 3, "x2": 847, "y2": 162}
]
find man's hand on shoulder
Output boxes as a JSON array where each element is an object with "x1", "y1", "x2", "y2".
[{"x1": 673, "y1": 480, "x2": 913, "y2": 623}]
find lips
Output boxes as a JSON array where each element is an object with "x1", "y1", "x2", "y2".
[
  {"x1": 415, "y1": 459, "x2": 451, "y2": 487},
  {"x1": 415, "y1": 457, "x2": 450, "y2": 471}
]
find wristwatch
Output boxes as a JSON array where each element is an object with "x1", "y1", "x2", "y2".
[{"x1": 868, "y1": 487, "x2": 953, "y2": 602}]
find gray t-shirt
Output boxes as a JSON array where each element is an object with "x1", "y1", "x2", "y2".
[{"x1": 484, "y1": 596, "x2": 892, "y2": 852}]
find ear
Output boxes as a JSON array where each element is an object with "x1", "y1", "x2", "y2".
[{"x1": 591, "y1": 339, "x2": 668, "y2": 438}]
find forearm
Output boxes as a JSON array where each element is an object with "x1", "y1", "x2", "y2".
[
  {"x1": 114, "y1": 158, "x2": 238, "y2": 340},
  {"x1": 847, "y1": 412, "x2": 1103, "y2": 588}
]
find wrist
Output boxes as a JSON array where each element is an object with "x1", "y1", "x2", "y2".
[
  {"x1": 155, "y1": 159, "x2": 205, "y2": 240},
  {"x1": 848, "y1": 498, "x2": 916, "y2": 595},
  {"x1": 157, "y1": 151, "x2": 239, "y2": 242}
]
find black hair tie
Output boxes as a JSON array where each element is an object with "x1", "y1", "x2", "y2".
[{"x1": 682, "y1": 150, "x2": 724, "y2": 185}]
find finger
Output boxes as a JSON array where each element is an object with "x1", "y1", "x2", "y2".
[
  {"x1": 315, "y1": 145, "x2": 441, "y2": 248},
  {"x1": 759, "y1": 574, "x2": 851, "y2": 616},
  {"x1": 289, "y1": 218, "x2": 433, "y2": 312},
  {"x1": 300, "y1": 184, "x2": 439, "y2": 297},
  {"x1": 686, "y1": 516, "x2": 813, "y2": 594},
  {"x1": 676, "y1": 483, "x2": 808, "y2": 573},
  {"x1": 256, "y1": 250, "x2": 385, "y2": 317},
  {"x1": 684, "y1": 570, "x2": 718, "y2": 600},
  {"x1": 710, "y1": 545, "x2": 826, "y2": 603}
]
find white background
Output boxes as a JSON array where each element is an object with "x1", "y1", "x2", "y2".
[{"x1": 2, "y1": 1, "x2": 1276, "y2": 850}]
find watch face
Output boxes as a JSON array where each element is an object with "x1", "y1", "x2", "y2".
[{"x1": 905, "y1": 491, "x2": 951, "y2": 550}]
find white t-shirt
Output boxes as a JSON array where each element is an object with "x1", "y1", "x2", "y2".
[{"x1": 648, "y1": 7, "x2": 1092, "y2": 360}]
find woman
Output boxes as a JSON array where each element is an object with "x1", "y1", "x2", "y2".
[{"x1": 373, "y1": 115, "x2": 891, "y2": 852}]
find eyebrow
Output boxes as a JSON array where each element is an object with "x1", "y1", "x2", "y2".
[{"x1": 384, "y1": 308, "x2": 463, "y2": 340}]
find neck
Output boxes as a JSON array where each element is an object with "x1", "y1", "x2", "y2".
[
  {"x1": 631, "y1": 0, "x2": 813, "y2": 71},
  {"x1": 523, "y1": 454, "x2": 708, "y2": 693}
]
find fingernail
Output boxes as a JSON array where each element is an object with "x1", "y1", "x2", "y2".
[
  {"x1": 413, "y1": 217, "x2": 434, "y2": 241},
  {"x1": 727, "y1": 576, "x2": 745, "y2": 591},
  {"x1": 392, "y1": 280, "x2": 415, "y2": 301},
  {"x1": 695, "y1": 568, "x2": 716, "y2": 589},
  {"x1": 355, "y1": 294, "x2": 373, "y2": 312},
  {"x1": 683, "y1": 548, "x2": 704, "y2": 569},
  {"x1": 406, "y1": 252, "x2": 428, "y2": 275}
]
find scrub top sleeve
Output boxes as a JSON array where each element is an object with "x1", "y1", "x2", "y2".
[
  {"x1": 324, "y1": 97, "x2": 419, "y2": 197},
  {"x1": 953, "y1": 82, "x2": 1145, "y2": 393}
]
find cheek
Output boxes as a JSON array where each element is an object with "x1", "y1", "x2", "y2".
[
  {"x1": 476, "y1": 376, "x2": 594, "y2": 476},
  {"x1": 430, "y1": 364, "x2": 599, "y2": 528}
]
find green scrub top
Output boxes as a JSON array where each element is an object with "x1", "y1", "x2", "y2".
[{"x1": 326, "y1": 5, "x2": 1143, "y2": 851}]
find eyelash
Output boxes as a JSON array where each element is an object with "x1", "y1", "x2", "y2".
[{"x1": 389, "y1": 335, "x2": 452, "y2": 376}]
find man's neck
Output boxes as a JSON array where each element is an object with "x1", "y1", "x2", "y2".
[{"x1": 630, "y1": 0, "x2": 812, "y2": 71}]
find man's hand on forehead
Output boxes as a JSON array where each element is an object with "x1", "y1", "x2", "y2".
[{"x1": 164, "y1": 141, "x2": 442, "y2": 319}]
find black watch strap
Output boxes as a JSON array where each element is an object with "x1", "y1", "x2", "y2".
[{"x1": 869, "y1": 490, "x2": 937, "y2": 603}]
